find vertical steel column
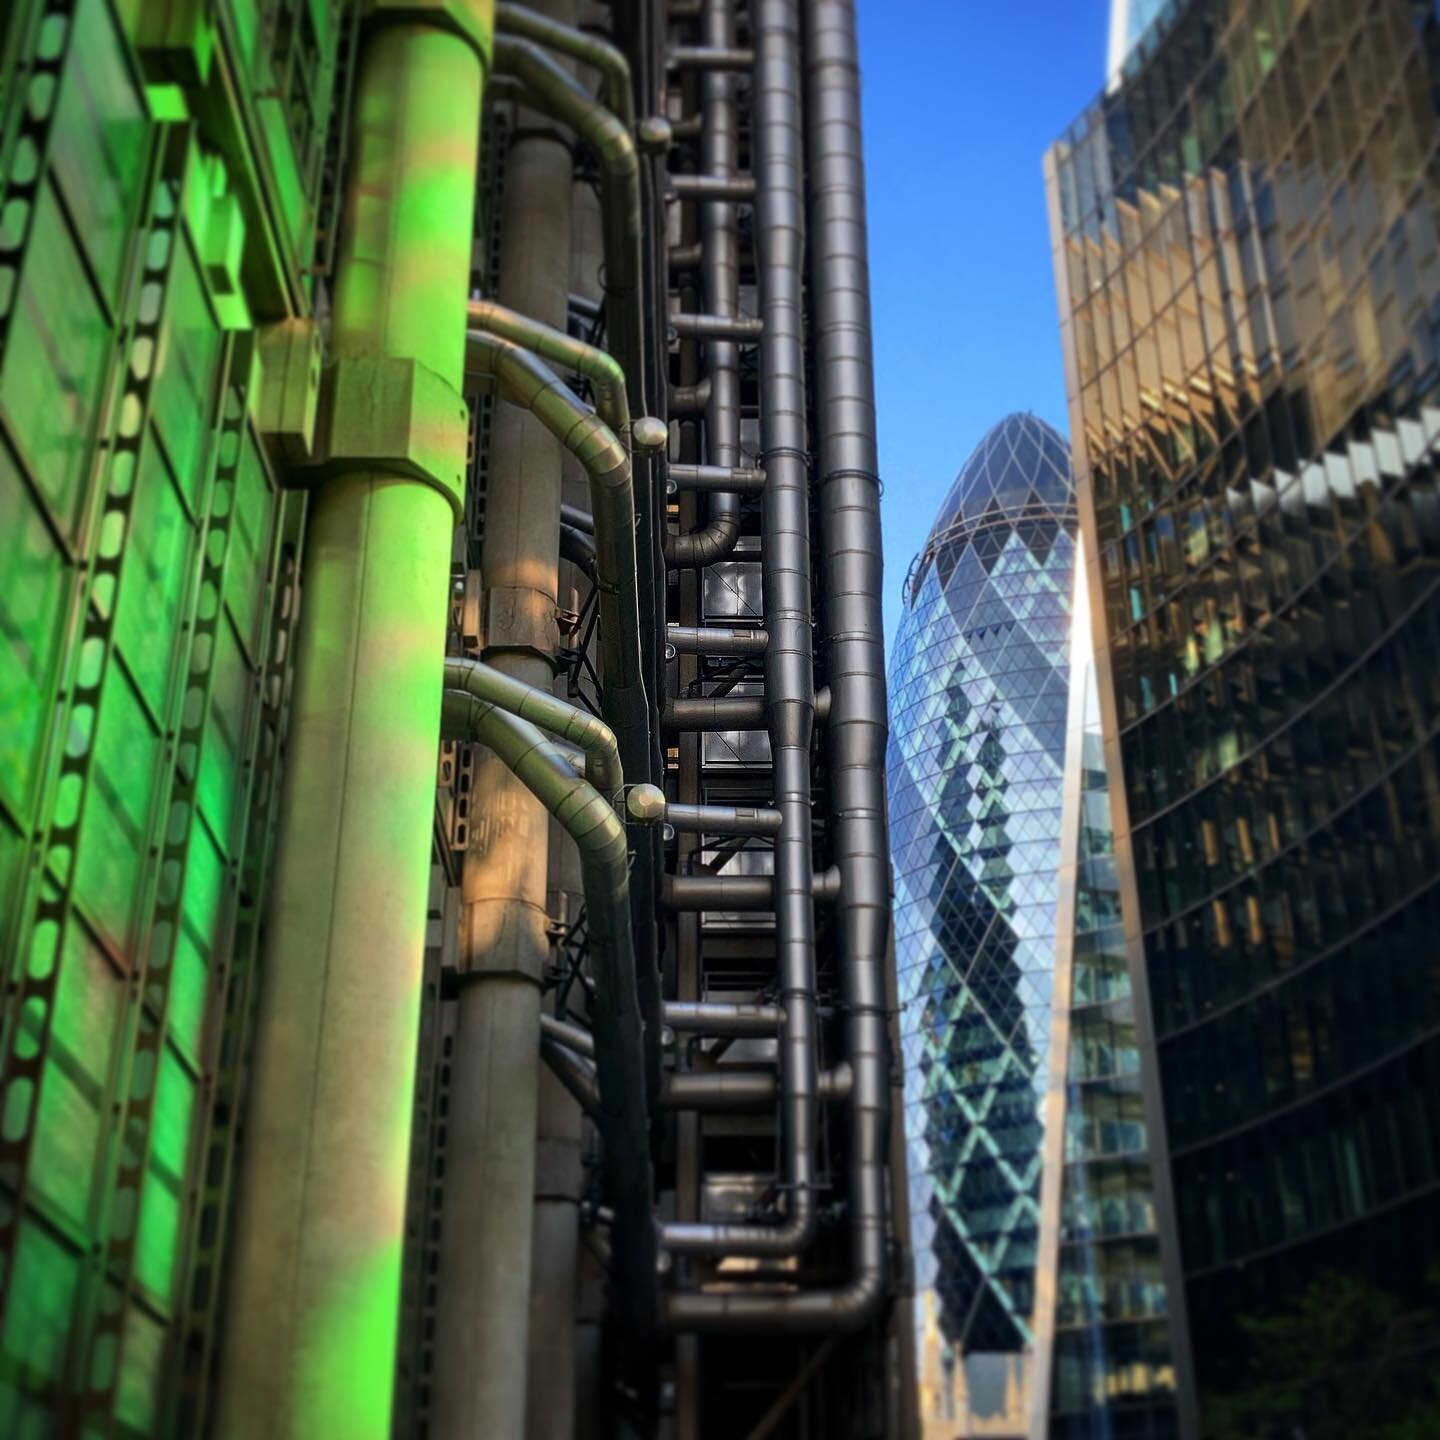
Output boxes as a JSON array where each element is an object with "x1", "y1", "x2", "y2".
[
  {"x1": 215, "y1": 12, "x2": 490, "y2": 1439},
  {"x1": 433, "y1": 6, "x2": 573, "y2": 1432}
]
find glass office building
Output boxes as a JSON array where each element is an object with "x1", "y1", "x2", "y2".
[
  {"x1": 889, "y1": 414, "x2": 1079, "y2": 1435},
  {"x1": 1047, "y1": 0, "x2": 1440, "y2": 1433}
]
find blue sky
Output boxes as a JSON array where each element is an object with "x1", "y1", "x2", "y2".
[{"x1": 858, "y1": 0, "x2": 1109, "y2": 653}]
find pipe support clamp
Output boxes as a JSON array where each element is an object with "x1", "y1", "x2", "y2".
[{"x1": 299, "y1": 354, "x2": 470, "y2": 522}]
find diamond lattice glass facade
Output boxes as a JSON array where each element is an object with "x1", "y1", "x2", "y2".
[
  {"x1": 1048, "y1": 0, "x2": 1440, "y2": 1433},
  {"x1": 889, "y1": 414, "x2": 1078, "y2": 1434}
]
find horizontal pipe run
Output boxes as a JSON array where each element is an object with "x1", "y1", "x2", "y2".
[
  {"x1": 661, "y1": 868, "x2": 841, "y2": 912},
  {"x1": 660, "y1": 1063, "x2": 851, "y2": 1110},
  {"x1": 669, "y1": 173, "x2": 757, "y2": 202},
  {"x1": 667, "y1": 45, "x2": 755, "y2": 71},
  {"x1": 668, "y1": 242, "x2": 703, "y2": 270},
  {"x1": 669, "y1": 379, "x2": 711, "y2": 414},
  {"x1": 669, "y1": 312, "x2": 764, "y2": 341},
  {"x1": 559, "y1": 523, "x2": 597, "y2": 578},
  {"x1": 628, "y1": 786, "x2": 783, "y2": 837},
  {"x1": 541, "y1": 1013, "x2": 596, "y2": 1059},
  {"x1": 667, "y1": 463, "x2": 766, "y2": 493},
  {"x1": 663, "y1": 1001, "x2": 783, "y2": 1036},
  {"x1": 666, "y1": 625, "x2": 768, "y2": 656},
  {"x1": 663, "y1": 688, "x2": 830, "y2": 731}
]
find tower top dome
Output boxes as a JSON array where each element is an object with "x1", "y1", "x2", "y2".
[{"x1": 927, "y1": 412, "x2": 1074, "y2": 545}]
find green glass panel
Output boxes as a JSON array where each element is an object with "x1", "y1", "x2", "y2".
[
  {"x1": 150, "y1": 238, "x2": 221, "y2": 515},
  {"x1": 223, "y1": 426, "x2": 276, "y2": 660},
  {"x1": 114, "y1": 1303, "x2": 166, "y2": 1435},
  {"x1": 133, "y1": 1045, "x2": 194, "y2": 1305},
  {"x1": 113, "y1": 441, "x2": 195, "y2": 723},
  {"x1": 0, "y1": 1221, "x2": 80, "y2": 1418},
  {"x1": 48, "y1": 0, "x2": 151, "y2": 311},
  {"x1": 197, "y1": 617, "x2": 250, "y2": 858},
  {"x1": 0, "y1": 811, "x2": 23, "y2": 933},
  {"x1": 0, "y1": 440, "x2": 72, "y2": 828},
  {"x1": 0, "y1": 179, "x2": 111, "y2": 540},
  {"x1": 25, "y1": 923, "x2": 123, "y2": 1232},
  {"x1": 170, "y1": 819, "x2": 226, "y2": 1064},
  {"x1": 257, "y1": 95, "x2": 307, "y2": 267},
  {"x1": 72, "y1": 667, "x2": 160, "y2": 959}
]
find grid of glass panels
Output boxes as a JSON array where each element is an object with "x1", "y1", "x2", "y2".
[
  {"x1": 889, "y1": 414, "x2": 1077, "y2": 1430},
  {"x1": 1048, "y1": 0, "x2": 1440, "y2": 1428}
]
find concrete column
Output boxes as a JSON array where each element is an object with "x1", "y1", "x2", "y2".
[
  {"x1": 216, "y1": 13, "x2": 491, "y2": 1439},
  {"x1": 432, "y1": 8, "x2": 573, "y2": 1432}
]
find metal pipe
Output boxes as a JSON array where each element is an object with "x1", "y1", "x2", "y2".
[
  {"x1": 560, "y1": 500, "x2": 595, "y2": 532},
  {"x1": 495, "y1": 2, "x2": 635, "y2": 131},
  {"x1": 215, "y1": 21, "x2": 488, "y2": 1437},
  {"x1": 541, "y1": 1012, "x2": 597, "y2": 1058},
  {"x1": 668, "y1": 312, "x2": 764, "y2": 341},
  {"x1": 665, "y1": 0, "x2": 744, "y2": 570},
  {"x1": 663, "y1": 0, "x2": 892, "y2": 1333},
  {"x1": 660, "y1": 1064, "x2": 851, "y2": 1111},
  {"x1": 663, "y1": 1001, "x2": 784, "y2": 1036},
  {"x1": 669, "y1": 378, "x2": 711, "y2": 414},
  {"x1": 560, "y1": 522, "x2": 597, "y2": 578},
  {"x1": 464, "y1": 329, "x2": 648, "y2": 789},
  {"x1": 661, "y1": 867, "x2": 841, "y2": 911},
  {"x1": 456, "y1": 699, "x2": 658, "y2": 1367},
  {"x1": 628, "y1": 786, "x2": 782, "y2": 837},
  {"x1": 666, "y1": 624, "x2": 768, "y2": 656},
  {"x1": 668, "y1": 238, "x2": 703, "y2": 266},
  {"x1": 667, "y1": 462, "x2": 765, "y2": 493},
  {"x1": 667, "y1": 45, "x2": 756, "y2": 71},
  {"x1": 443, "y1": 662, "x2": 621, "y2": 800},
  {"x1": 664, "y1": 687, "x2": 830, "y2": 730},
  {"x1": 668, "y1": 173, "x2": 756, "y2": 201},
  {"x1": 541, "y1": 1035, "x2": 602, "y2": 1120},
  {"x1": 491, "y1": 36, "x2": 645, "y2": 397}
]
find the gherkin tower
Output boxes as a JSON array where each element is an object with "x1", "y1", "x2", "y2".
[{"x1": 888, "y1": 413, "x2": 1077, "y2": 1431}]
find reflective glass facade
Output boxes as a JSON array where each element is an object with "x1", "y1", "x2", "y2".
[
  {"x1": 1048, "y1": 0, "x2": 1440, "y2": 1433},
  {"x1": 889, "y1": 415, "x2": 1078, "y2": 1434}
]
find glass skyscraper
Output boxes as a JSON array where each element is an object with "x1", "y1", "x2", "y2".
[
  {"x1": 889, "y1": 414, "x2": 1079, "y2": 1435},
  {"x1": 1048, "y1": 0, "x2": 1440, "y2": 1434}
]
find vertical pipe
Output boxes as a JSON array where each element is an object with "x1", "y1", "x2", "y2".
[
  {"x1": 804, "y1": 0, "x2": 891, "y2": 1321},
  {"x1": 433, "y1": 14, "x2": 571, "y2": 1432},
  {"x1": 215, "y1": 17, "x2": 489, "y2": 1440}
]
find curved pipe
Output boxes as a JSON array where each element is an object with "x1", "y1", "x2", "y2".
[
  {"x1": 456, "y1": 699, "x2": 658, "y2": 1354},
  {"x1": 661, "y1": 867, "x2": 841, "y2": 912},
  {"x1": 669, "y1": 378, "x2": 711, "y2": 415},
  {"x1": 665, "y1": 0, "x2": 743, "y2": 571},
  {"x1": 560, "y1": 500, "x2": 595, "y2": 533},
  {"x1": 491, "y1": 36, "x2": 644, "y2": 398},
  {"x1": 464, "y1": 330, "x2": 649, "y2": 788},
  {"x1": 541, "y1": 1035, "x2": 601, "y2": 1121},
  {"x1": 442, "y1": 662, "x2": 621, "y2": 801},
  {"x1": 560, "y1": 522, "x2": 597, "y2": 579},
  {"x1": 495, "y1": 2, "x2": 635, "y2": 131},
  {"x1": 541, "y1": 1012, "x2": 596, "y2": 1059}
]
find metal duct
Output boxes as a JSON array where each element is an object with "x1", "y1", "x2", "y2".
[
  {"x1": 663, "y1": 0, "x2": 891, "y2": 1334},
  {"x1": 495, "y1": 2, "x2": 635, "y2": 130},
  {"x1": 439, "y1": 685, "x2": 659, "y2": 1363},
  {"x1": 665, "y1": 0, "x2": 743, "y2": 568},
  {"x1": 663, "y1": 1001, "x2": 784, "y2": 1036},
  {"x1": 661, "y1": 867, "x2": 842, "y2": 912},
  {"x1": 490, "y1": 36, "x2": 645, "y2": 398},
  {"x1": 666, "y1": 624, "x2": 769, "y2": 656},
  {"x1": 660, "y1": 1063, "x2": 851, "y2": 1113},
  {"x1": 628, "y1": 786, "x2": 783, "y2": 837},
  {"x1": 667, "y1": 462, "x2": 766, "y2": 493}
]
